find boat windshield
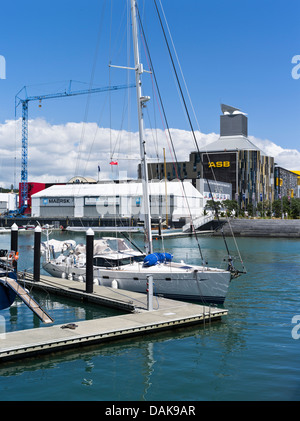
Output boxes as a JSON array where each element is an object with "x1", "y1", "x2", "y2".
[
  {"x1": 104, "y1": 238, "x2": 133, "y2": 252},
  {"x1": 93, "y1": 255, "x2": 144, "y2": 268}
]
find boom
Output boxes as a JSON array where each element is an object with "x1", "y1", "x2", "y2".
[{"x1": 15, "y1": 80, "x2": 135, "y2": 210}]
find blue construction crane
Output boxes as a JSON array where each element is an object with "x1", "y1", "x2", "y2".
[{"x1": 15, "y1": 80, "x2": 135, "y2": 211}]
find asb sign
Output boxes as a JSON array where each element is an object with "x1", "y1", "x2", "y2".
[
  {"x1": 208, "y1": 161, "x2": 230, "y2": 168},
  {"x1": 203, "y1": 152, "x2": 237, "y2": 192}
]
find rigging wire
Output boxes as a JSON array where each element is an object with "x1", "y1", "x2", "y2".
[
  {"x1": 152, "y1": 0, "x2": 246, "y2": 273},
  {"x1": 136, "y1": 3, "x2": 206, "y2": 264},
  {"x1": 72, "y1": 1, "x2": 132, "y2": 200},
  {"x1": 157, "y1": 0, "x2": 202, "y2": 136},
  {"x1": 81, "y1": 92, "x2": 110, "y2": 178},
  {"x1": 73, "y1": 0, "x2": 108, "y2": 180},
  {"x1": 156, "y1": 0, "x2": 227, "y2": 193},
  {"x1": 108, "y1": 1, "x2": 135, "y2": 169},
  {"x1": 156, "y1": 0, "x2": 246, "y2": 273}
]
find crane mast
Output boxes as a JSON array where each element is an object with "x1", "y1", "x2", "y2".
[{"x1": 15, "y1": 81, "x2": 134, "y2": 210}]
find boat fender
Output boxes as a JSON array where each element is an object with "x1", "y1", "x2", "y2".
[
  {"x1": 78, "y1": 275, "x2": 84, "y2": 282},
  {"x1": 143, "y1": 252, "x2": 173, "y2": 267},
  {"x1": 61, "y1": 272, "x2": 66, "y2": 279},
  {"x1": 8, "y1": 251, "x2": 18, "y2": 261},
  {"x1": 68, "y1": 273, "x2": 73, "y2": 280},
  {"x1": 111, "y1": 279, "x2": 118, "y2": 289},
  {"x1": 93, "y1": 278, "x2": 98, "y2": 285}
]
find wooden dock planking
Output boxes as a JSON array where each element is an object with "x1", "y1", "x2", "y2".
[
  {"x1": 19, "y1": 273, "x2": 145, "y2": 312},
  {"x1": 0, "y1": 274, "x2": 228, "y2": 362},
  {"x1": 2, "y1": 277, "x2": 54, "y2": 324}
]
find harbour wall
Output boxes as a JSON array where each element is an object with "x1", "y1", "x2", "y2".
[
  {"x1": 1, "y1": 216, "x2": 300, "y2": 238},
  {"x1": 212, "y1": 218, "x2": 300, "y2": 238},
  {"x1": 0, "y1": 216, "x2": 186, "y2": 229},
  {"x1": 0, "y1": 216, "x2": 140, "y2": 229}
]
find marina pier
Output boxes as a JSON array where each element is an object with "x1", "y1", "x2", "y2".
[{"x1": 0, "y1": 273, "x2": 227, "y2": 362}]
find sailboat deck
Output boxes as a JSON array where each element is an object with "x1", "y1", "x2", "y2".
[
  {"x1": 0, "y1": 274, "x2": 228, "y2": 362},
  {"x1": 96, "y1": 261, "x2": 228, "y2": 274}
]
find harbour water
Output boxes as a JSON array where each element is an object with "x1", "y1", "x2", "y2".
[{"x1": 0, "y1": 229, "x2": 299, "y2": 401}]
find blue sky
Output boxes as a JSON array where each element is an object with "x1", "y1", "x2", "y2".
[{"x1": 0, "y1": 0, "x2": 299, "y2": 186}]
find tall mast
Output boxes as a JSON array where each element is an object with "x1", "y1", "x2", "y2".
[{"x1": 130, "y1": 0, "x2": 153, "y2": 254}]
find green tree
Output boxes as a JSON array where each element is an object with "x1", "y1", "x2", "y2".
[
  {"x1": 204, "y1": 199, "x2": 221, "y2": 214},
  {"x1": 290, "y1": 198, "x2": 300, "y2": 219},
  {"x1": 272, "y1": 196, "x2": 297, "y2": 218},
  {"x1": 247, "y1": 202, "x2": 254, "y2": 217},
  {"x1": 222, "y1": 199, "x2": 239, "y2": 216},
  {"x1": 272, "y1": 199, "x2": 282, "y2": 218},
  {"x1": 257, "y1": 200, "x2": 271, "y2": 217}
]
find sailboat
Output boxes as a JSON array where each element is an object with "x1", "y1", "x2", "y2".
[{"x1": 43, "y1": 0, "x2": 243, "y2": 304}]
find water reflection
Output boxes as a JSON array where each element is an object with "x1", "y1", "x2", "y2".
[
  {"x1": 0, "y1": 232, "x2": 300, "y2": 400},
  {"x1": 0, "y1": 315, "x2": 246, "y2": 400},
  {"x1": 0, "y1": 289, "x2": 122, "y2": 334}
]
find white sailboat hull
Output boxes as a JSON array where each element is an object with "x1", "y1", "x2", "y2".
[{"x1": 43, "y1": 260, "x2": 231, "y2": 304}]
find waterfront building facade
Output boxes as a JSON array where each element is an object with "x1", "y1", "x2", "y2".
[
  {"x1": 292, "y1": 171, "x2": 300, "y2": 198},
  {"x1": 31, "y1": 180, "x2": 204, "y2": 223},
  {"x1": 145, "y1": 104, "x2": 275, "y2": 210},
  {"x1": 274, "y1": 167, "x2": 299, "y2": 199},
  {"x1": 199, "y1": 105, "x2": 275, "y2": 209},
  {"x1": 196, "y1": 179, "x2": 232, "y2": 208}
]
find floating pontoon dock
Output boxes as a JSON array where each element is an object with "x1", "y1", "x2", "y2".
[{"x1": 0, "y1": 274, "x2": 228, "y2": 362}]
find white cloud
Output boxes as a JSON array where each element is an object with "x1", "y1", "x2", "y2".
[
  {"x1": 248, "y1": 135, "x2": 300, "y2": 170},
  {"x1": 0, "y1": 118, "x2": 299, "y2": 189}
]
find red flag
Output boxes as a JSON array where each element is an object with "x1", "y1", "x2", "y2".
[{"x1": 110, "y1": 161, "x2": 118, "y2": 165}]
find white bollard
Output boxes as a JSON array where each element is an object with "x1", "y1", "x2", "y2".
[{"x1": 147, "y1": 275, "x2": 153, "y2": 311}]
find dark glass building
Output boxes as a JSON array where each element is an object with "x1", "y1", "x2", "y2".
[
  {"x1": 142, "y1": 104, "x2": 275, "y2": 210},
  {"x1": 198, "y1": 105, "x2": 274, "y2": 208}
]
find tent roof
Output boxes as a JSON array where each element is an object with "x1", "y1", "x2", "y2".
[{"x1": 32, "y1": 180, "x2": 203, "y2": 198}]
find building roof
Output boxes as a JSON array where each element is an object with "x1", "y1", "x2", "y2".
[
  {"x1": 221, "y1": 104, "x2": 247, "y2": 116},
  {"x1": 199, "y1": 103, "x2": 269, "y2": 155},
  {"x1": 67, "y1": 176, "x2": 97, "y2": 183},
  {"x1": 32, "y1": 180, "x2": 203, "y2": 199},
  {"x1": 199, "y1": 135, "x2": 265, "y2": 154}
]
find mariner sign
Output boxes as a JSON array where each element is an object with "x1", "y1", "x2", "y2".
[
  {"x1": 42, "y1": 197, "x2": 74, "y2": 206},
  {"x1": 208, "y1": 161, "x2": 231, "y2": 168}
]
